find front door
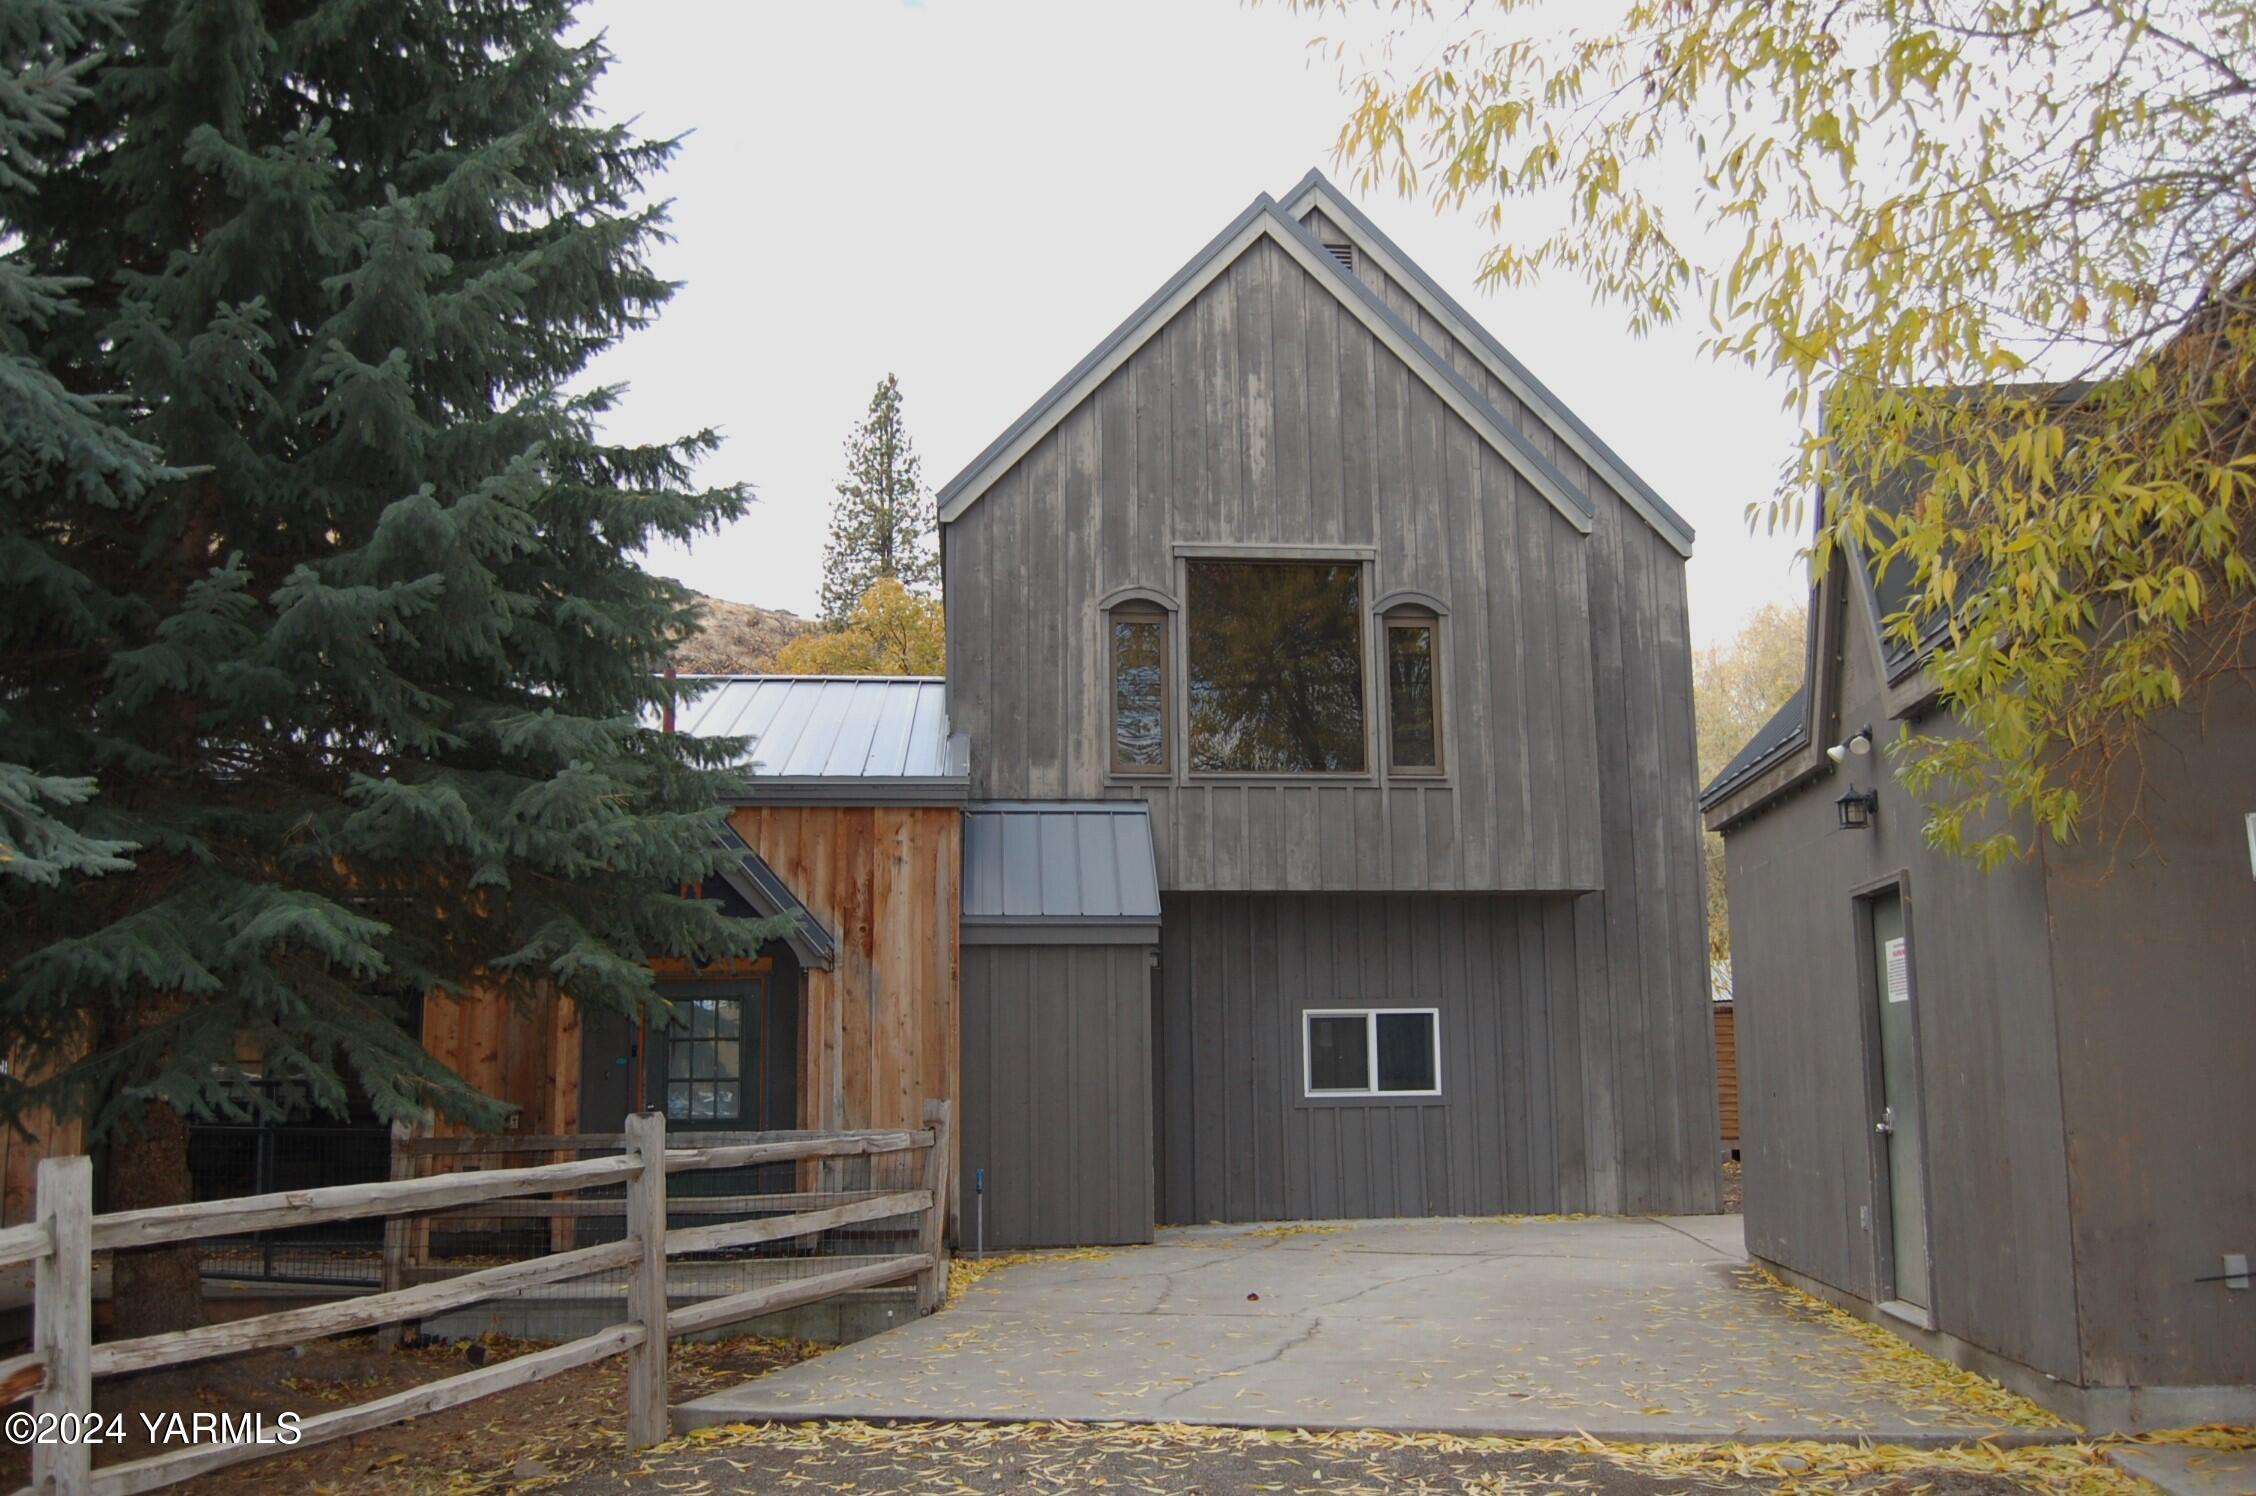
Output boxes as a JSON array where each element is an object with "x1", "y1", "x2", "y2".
[{"x1": 1867, "y1": 889, "x2": 1930, "y2": 1308}]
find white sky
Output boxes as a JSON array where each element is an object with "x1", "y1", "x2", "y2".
[{"x1": 581, "y1": 0, "x2": 1811, "y2": 651}]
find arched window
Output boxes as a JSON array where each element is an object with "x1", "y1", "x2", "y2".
[
  {"x1": 1107, "y1": 597, "x2": 1171, "y2": 774},
  {"x1": 1377, "y1": 593, "x2": 1445, "y2": 776}
]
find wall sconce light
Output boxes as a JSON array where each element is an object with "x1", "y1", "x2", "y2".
[
  {"x1": 1827, "y1": 725, "x2": 1874, "y2": 765},
  {"x1": 1836, "y1": 785, "x2": 1880, "y2": 830}
]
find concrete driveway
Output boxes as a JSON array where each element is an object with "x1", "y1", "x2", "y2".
[{"x1": 675, "y1": 1215, "x2": 2057, "y2": 1443}]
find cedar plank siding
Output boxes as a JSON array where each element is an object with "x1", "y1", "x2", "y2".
[{"x1": 420, "y1": 806, "x2": 960, "y2": 1162}]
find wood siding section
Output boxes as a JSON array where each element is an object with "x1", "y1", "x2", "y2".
[
  {"x1": 942, "y1": 233, "x2": 1605, "y2": 893},
  {"x1": 2040, "y1": 639, "x2": 2256, "y2": 1391},
  {"x1": 1723, "y1": 569, "x2": 2081, "y2": 1383},
  {"x1": 1714, "y1": 1003, "x2": 1739, "y2": 1145},
  {"x1": 725, "y1": 806, "x2": 961, "y2": 1142},
  {"x1": 1153, "y1": 891, "x2": 1712, "y2": 1222},
  {"x1": 421, "y1": 807, "x2": 960, "y2": 1166},
  {"x1": 960, "y1": 944, "x2": 1154, "y2": 1248},
  {"x1": 420, "y1": 983, "x2": 583, "y2": 1141},
  {"x1": 944, "y1": 218, "x2": 1719, "y2": 1220}
]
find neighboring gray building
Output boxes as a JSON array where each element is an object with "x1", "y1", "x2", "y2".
[
  {"x1": 1700, "y1": 536, "x2": 2256, "y2": 1428},
  {"x1": 939, "y1": 170, "x2": 1721, "y2": 1229}
]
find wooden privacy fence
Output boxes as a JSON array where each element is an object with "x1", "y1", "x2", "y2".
[{"x1": 3, "y1": 1101, "x2": 952, "y2": 1496}]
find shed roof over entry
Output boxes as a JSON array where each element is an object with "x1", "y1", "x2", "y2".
[{"x1": 962, "y1": 802, "x2": 1160, "y2": 944}]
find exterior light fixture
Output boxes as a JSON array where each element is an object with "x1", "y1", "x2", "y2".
[
  {"x1": 1826, "y1": 725, "x2": 1875, "y2": 765},
  {"x1": 1836, "y1": 785, "x2": 1880, "y2": 830}
]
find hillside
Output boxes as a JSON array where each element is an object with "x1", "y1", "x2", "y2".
[{"x1": 670, "y1": 593, "x2": 818, "y2": 675}]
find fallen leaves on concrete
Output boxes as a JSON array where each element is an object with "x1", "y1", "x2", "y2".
[
  {"x1": 642, "y1": 1417, "x2": 2161, "y2": 1496},
  {"x1": 1734, "y1": 1265, "x2": 2068, "y2": 1432},
  {"x1": 944, "y1": 1247, "x2": 1113, "y2": 1307}
]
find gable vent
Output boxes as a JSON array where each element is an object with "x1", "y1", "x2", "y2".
[{"x1": 1320, "y1": 240, "x2": 1357, "y2": 274}]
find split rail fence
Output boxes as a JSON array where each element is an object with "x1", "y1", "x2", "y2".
[{"x1": 2, "y1": 1100, "x2": 951, "y2": 1496}]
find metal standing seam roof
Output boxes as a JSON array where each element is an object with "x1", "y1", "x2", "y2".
[
  {"x1": 668, "y1": 676, "x2": 969, "y2": 801},
  {"x1": 962, "y1": 802, "x2": 1161, "y2": 936}
]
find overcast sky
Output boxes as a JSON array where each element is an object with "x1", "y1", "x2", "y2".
[{"x1": 579, "y1": 0, "x2": 1811, "y2": 651}]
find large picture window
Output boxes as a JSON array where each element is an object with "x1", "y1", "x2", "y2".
[
  {"x1": 1186, "y1": 561, "x2": 1366, "y2": 773},
  {"x1": 1303, "y1": 1008, "x2": 1441, "y2": 1097},
  {"x1": 1109, "y1": 607, "x2": 1169, "y2": 772}
]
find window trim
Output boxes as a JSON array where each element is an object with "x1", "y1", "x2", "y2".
[
  {"x1": 1382, "y1": 613, "x2": 1445, "y2": 777},
  {"x1": 1180, "y1": 556, "x2": 1375, "y2": 780},
  {"x1": 1107, "y1": 603, "x2": 1172, "y2": 776},
  {"x1": 1301, "y1": 1006, "x2": 1443, "y2": 1099}
]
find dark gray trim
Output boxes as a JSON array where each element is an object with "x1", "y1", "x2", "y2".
[
  {"x1": 1281, "y1": 168, "x2": 1696, "y2": 555},
  {"x1": 723, "y1": 777, "x2": 970, "y2": 807},
  {"x1": 961, "y1": 922, "x2": 1161, "y2": 946},
  {"x1": 712, "y1": 823, "x2": 837, "y2": 970}
]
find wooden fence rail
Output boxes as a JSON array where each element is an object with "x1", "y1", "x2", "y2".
[{"x1": 6, "y1": 1101, "x2": 951, "y2": 1496}]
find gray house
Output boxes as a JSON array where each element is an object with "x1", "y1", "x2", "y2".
[
  {"x1": 1700, "y1": 530, "x2": 2256, "y2": 1427},
  {"x1": 939, "y1": 170, "x2": 1721, "y2": 1231}
]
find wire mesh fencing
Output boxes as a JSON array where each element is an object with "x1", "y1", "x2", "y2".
[{"x1": 185, "y1": 1120, "x2": 391, "y2": 1286}]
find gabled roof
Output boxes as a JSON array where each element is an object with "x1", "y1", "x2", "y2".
[
  {"x1": 710, "y1": 820, "x2": 837, "y2": 970},
  {"x1": 961, "y1": 801, "x2": 1161, "y2": 945},
  {"x1": 1697, "y1": 685, "x2": 1809, "y2": 807},
  {"x1": 669, "y1": 676, "x2": 969, "y2": 805},
  {"x1": 1280, "y1": 169, "x2": 1695, "y2": 558},
  {"x1": 935, "y1": 190, "x2": 1596, "y2": 537}
]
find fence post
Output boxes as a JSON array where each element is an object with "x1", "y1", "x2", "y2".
[
  {"x1": 377, "y1": 1117, "x2": 414, "y2": 1352},
  {"x1": 32, "y1": 1155, "x2": 92, "y2": 1496},
  {"x1": 623, "y1": 1110, "x2": 669, "y2": 1448},
  {"x1": 915, "y1": 1100, "x2": 953, "y2": 1314}
]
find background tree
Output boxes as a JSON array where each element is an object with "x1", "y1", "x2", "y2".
[
  {"x1": 775, "y1": 578, "x2": 945, "y2": 676},
  {"x1": 1691, "y1": 604, "x2": 1807, "y2": 994},
  {"x1": 0, "y1": 0, "x2": 778, "y2": 1333},
  {"x1": 1297, "y1": 0, "x2": 2256, "y2": 864},
  {"x1": 819, "y1": 374, "x2": 939, "y2": 624}
]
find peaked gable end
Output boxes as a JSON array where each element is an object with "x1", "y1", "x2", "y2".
[
  {"x1": 937, "y1": 194, "x2": 1595, "y2": 537},
  {"x1": 1281, "y1": 170, "x2": 1696, "y2": 558}
]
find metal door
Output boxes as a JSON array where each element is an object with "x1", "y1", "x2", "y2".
[{"x1": 1868, "y1": 890, "x2": 1930, "y2": 1308}]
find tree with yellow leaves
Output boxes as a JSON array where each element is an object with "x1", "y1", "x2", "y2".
[
  {"x1": 773, "y1": 578, "x2": 945, "y2": 676},
  {"x1": 1294, "y1": 0, "x2": 2256, "y2": 864}
]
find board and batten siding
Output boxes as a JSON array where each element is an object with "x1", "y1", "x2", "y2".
[
  {"x1": 945, "y1": 214, "x2": 1720, "y2": 1218},
  {"x1": 1722, "y1": 570, "x2": 2081, "y2": 1383},
  {"x1": 942, "y1": 232, "x2": 1605, "y2": 894},
  {"x1": 960, "y1": 944, "x2": 1155, "y2": 1248},
  {"x1": 1157, "y1": 891, "x2": 1614, "y2": 1223},
  {"x1": 724, "y1": 805, "x2": 961, "y2": 1144}
]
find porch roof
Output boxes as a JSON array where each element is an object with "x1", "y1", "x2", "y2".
[
  {"x1": 711, "y1": 820, "x2": 837, "y2": 970},
  {"x1": 962, "y1": 801, "x2": 1161, "y2": 945}
]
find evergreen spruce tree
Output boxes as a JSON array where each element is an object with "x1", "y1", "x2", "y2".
[
  {"x1": 0, "y1": 0, "x2": 156, "y2": 895},
  {"x1": 0, "y1": 0, "x2": 778, "y2": 1334},
  {"x1": 818, "y1": 373, "x2": 938, "y2": 624}
]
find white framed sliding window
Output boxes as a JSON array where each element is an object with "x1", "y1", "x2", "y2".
[{"x1": 1302, "y1": 1007, "x2": 1441, "y2": 1098}]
